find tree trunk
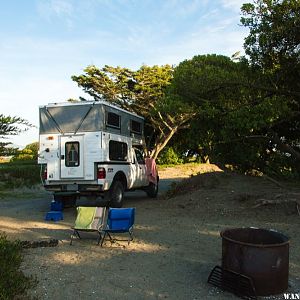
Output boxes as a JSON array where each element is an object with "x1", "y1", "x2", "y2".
[{"x1": 151, "y1": 128, "x2": 178, "y2": 160}]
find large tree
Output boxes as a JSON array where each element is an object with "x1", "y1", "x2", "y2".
[
  {"x1": 171, "y1": 54, "x2": 295, "y2": 174},
  {"x1": 0, "y1": 115, "x2": 33, "y2": 156},
  {"x1": 72, "y1": 65, "x2": 196, "y2": 159},
  {"x1": 241, "y1": 0, "x2": 300, "y2": 174},
  {"x1": 241, "y1": 0, "x2": 300, "y2": 84}
]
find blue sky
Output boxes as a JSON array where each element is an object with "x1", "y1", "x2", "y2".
[{"x1": 0, "y1": 0, "x2": 248, "y2": 147}]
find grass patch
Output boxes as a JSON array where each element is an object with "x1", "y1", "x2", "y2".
[
  {"x1": 0, "y1": 233, "x2": 37, "y2": 299},
  {"x1": 157, "y1": 162, "x2": 197, "y2": 169}
]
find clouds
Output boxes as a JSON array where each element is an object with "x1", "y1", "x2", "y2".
[
  {"x1": 161, "y1": 0, "x2": 207, "y2": 17},
  {"x1": 220, "y1": 0, "x2": 246, "y2": 12},
  {"x1": 0, "y1": 0, "x2": 249, "y2": 146},
  {"x1": 36, "y1": 0, "x2": 74, "y2": 21},
  {"x1": 0, "y1": 74, "x2": 86, "y2": 146}
]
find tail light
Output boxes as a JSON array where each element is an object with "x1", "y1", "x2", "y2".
[
  {"x1": 97, "y1": 167, "x2": 106, "y2": 179},
  {"x1": 42, "y1": 166, "x2": 47, "y2": 180}
]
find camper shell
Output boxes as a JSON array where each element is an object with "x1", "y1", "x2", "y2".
[{"x1": 38, "y1": 100, "x2": 158, "y2": 207}]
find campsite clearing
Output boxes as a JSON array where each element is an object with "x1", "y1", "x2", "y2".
[{"x1": 0, "y1": 164, "x2": 300, "y2": 299}]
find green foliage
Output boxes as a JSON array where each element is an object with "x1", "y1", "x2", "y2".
[
  {"x1": 0, "y1": 114, "x2": 34, "y2": 157},
  {"x1": 0, "y1": 233, "x2": 36, "y2": 299},
  {"x1": 240, "y1": 0, "x2": 300, "y2": 174},
  {"x1": 157, "y1": 147, "x2": 183, "y2": 165},
  {"x1": 72, "y1": 64, "x2": 174, "y2": 116},
  {"x1": 171, "y1": 55, "x2": 253, "y2": 160},
  {"x1": 11, "y1": 142, "x2": 39, "y2": 162},
  {"x1": 72, "y1": 64, "x2": 196, "y2": 159},
  {"x1": 241, "y1": 0, "x2": 300, "y2": 80},
  {"x1": 171, "y1": 53, "x2": 299, "y2": 177},
  {"x1": 0, "y1": 162, "x2": 40, "y2": 189},
  {"x1": 69, "y1": 3, "x2": 300, "y2": 178}
]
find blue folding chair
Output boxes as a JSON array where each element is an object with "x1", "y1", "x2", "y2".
[{"x1": 101, "y1": 208, "x2": 135, "y2": 247}]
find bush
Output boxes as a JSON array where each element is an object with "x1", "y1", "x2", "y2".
[
  {"x1": 157, "y1": 147, "x2": 183, "y2": 165},
  {"x1": 10, "y1": 142, "x2": 39, "y2": 162},
  {"x1": 0, "y1": 162, "x2": 40, "y2": 189},
  {"x1": 0, "y1": 234, "x2": 36, "y2": 299}
]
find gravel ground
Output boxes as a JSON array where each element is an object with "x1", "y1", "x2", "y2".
[{"x1": 0, "y1": 164, "x2": 299, "y2": 300}]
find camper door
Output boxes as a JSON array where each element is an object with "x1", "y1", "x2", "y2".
[{"x1": 60, "y1": 135, "x2": 84, "y2": 179}]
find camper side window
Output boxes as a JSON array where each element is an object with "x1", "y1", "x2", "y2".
[
  {"x1": 106, "y1": 112, "x2": 121, "y2": 129},
  {"x1": 130, "y1": 120, "x2": 142, "y2": 134},
  {"x1": 109, "y1": 141, "x2": 128, "y2": 161}
]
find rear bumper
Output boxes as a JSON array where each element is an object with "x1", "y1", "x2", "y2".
[{"x1": 44, "y1": 184, "x2": 104, "y2": 194}]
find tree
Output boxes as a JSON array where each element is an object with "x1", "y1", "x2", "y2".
[
  {"x1": 171, "y1": 54, "x2": 295, "y2": 174},
  {"x1": 241, "y1": 0, "x2": 300, "y2": 84},
  {"x1": 0, "y1": 115, "x2": 33, "y2": 156},
  {"x1": 72, "y1": 65, "x2": 196, "y2": 159},
  {"x1": 241, "y1": 0, "x2": 300, "y2": 174},
  {"x1": 10, "y1": 142, "x2": 39, "y2": 162},
  {"x1": 171, "y1": 55, "x2": 253, "y2": 159}
]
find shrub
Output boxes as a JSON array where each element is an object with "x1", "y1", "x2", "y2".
[
  {"x1": 0, "y1": 162, "x2": 40, "y2": 189},
  {"x1": 157, "y1": 147, "x2": 183, "y2": 165},
  {"x1": 0, "y1": 234, "x2": 36, "y2": 299},
  {"x1": 10, "y1": 142, "x2": 39, "y2": 162}
]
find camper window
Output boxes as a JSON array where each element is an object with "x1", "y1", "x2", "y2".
[
  {"x1": 134, "y1": 148, "x2": 145, "y2": 164},
  {"x1": 109, "y1": 141, "x2": 128, "y2": 161},
  {"x1": 65, "y1": 142, "x2": 80, "y2": 167},
  {"x1": 130, "y1": 120, "x2": 142, "y2": 134},
  {"x1": 106, "y1": 112, "x2": 121, "y2": 129}
]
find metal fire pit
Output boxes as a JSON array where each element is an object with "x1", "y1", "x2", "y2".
[{"x1": 220, "y1": 227, "x2": 289, "y2": 296}]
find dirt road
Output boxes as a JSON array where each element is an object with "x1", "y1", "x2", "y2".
[{"x1": 0, "y1": 165, "x2": 300, "y2": 299}]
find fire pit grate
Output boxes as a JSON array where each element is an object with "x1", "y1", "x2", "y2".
[{"x1": 207, "y1": 266, "x2": 257, "y2": 300}]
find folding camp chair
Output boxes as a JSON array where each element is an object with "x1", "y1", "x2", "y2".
[
  {"x1": 101, "y1": 208, "x2": 135, "y2": 247},
  {"x1": 70, "y1": 206, "x2": 106, "y2": 245}
]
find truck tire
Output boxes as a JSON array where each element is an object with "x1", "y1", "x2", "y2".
[
  {"x1": 109, "y1": 180, "x2": 125, "y2": 208},
  {"x1": 146, "y1": 182, "x2": 158, "y2": 198}
]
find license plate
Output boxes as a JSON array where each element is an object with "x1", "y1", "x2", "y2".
[{"x1": 67, "y1": 184, "x2": 78, "y2": 191}]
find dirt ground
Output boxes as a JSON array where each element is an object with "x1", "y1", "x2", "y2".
[{"x1": 0, "y1": 164, "x2": 300, "y2": 300}]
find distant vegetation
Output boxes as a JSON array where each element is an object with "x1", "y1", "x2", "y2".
[
  {"x1": 10, "y1": 142, "x2": 38, "y2": 162},
  {"x1": 0, "y1": 142, "x2": 40, "y2": 190},
  {"x1": 1, "y1": 0, "x2": 299, "y2": 182},
  {"x1": 0, "y1": 160, "x2": 40, "y2": 190},
  {"x1": 0, "y1": 114, "x2": 34, "y2": 157}
]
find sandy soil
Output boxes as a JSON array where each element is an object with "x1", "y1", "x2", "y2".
[{"x1": 0, "y1": 164, "x2": 300, "y2": 300}]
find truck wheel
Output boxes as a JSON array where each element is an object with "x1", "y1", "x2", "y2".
[
  {"x1": 109, "y1": 180, "x2": 124, "y2": 208},
  {"x1": 146, "y1": 182, "x2": 158, "y2": 198}
]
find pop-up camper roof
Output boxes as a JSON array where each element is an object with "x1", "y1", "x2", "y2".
[{"x1": 39, "y1": 101, "x2": 144, "y2": 138}]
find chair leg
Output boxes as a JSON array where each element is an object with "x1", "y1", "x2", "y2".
[
  {"x1": 70, "y1": 230, "x2": 81, "y2": 245},
  {"x1": 97, "y1": 232, "x2": 102, "y2": 245},
  {"x1": 70, "y1": 230, "x2": 76, "y2": 245},
  {"x1": 101, "y1": 232, "x2": 107, "y2": 247},
  {"x1": 107, "y1": 232, "x2": 113, "y2": 244},
  {"x1": 128, "y1": 231, "x2": 133, "y2": 245}
]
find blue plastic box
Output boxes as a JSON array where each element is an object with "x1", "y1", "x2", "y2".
[
  {"x1": 51, "y1": 201, "x2": 63, "y2": 211},
  {"x1": 45, "y1": 211, "x2": 63, "y2": 221}
]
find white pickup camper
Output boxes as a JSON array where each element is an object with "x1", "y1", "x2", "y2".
[{"x1": 38, "y1": 100, "x2": 158, "y2": 207}]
